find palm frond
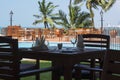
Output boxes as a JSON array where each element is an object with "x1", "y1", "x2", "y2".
[
  {"x1": 74, "y1": 0, "x2": 85, "y2": 4},
  {"x1": 103, "y1": 0, "x2": 116, "y2": 11},
  {"x1": 59, "y1": 10, "x2": 69, "y2": 25},
  {"x1": 33, "y1": 15, "x2": 41, "y2": 18},
  {"x1": 47, "y1": 5, "x2": 58, "y2": 16},
  {"x1": 33, "y1": 20, "x2": 43, "y2": 25},
  {"x1": 76, "y1": 12, "x2": 91, "y2": 27},
  {"x1": 46, "y1": 2, "x2": 53, "y2": 15}
]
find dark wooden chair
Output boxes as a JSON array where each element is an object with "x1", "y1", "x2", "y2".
[
  {"x1": 74, "y1": 34, "x2": 110, "y2": 80},
  {"x1": 0, "y1": 36, "x2": 53, "y2": 80},
  {"x1": 101, "y1": 49, "x2": 120, "y2": 80}
]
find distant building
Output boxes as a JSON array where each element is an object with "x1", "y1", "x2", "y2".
[
  {"x1": 7, "y1": 25, "x2": 21, "y2": 38},
  {"x1": 6, "y1": 25, "x2": 42, "y2": 41}
]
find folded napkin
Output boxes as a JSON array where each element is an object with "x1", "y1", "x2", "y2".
[
  {"x1": 32, "y1": 44, "x2": 48, "y2": 51},
  {"x1": 31, "y1": 37, "x2": 48, "y2": 51},
  {"x1": 76, "y1": 35, "x2": 84, "y2": 49}
]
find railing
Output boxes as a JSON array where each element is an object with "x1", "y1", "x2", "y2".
[{"x1": 103, "y1": 27, "x2": 120, "y2": 50}]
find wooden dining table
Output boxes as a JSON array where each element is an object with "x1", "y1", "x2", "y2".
[{"x1": 19, "y1": 47, "x2": 105, "y2": 80}]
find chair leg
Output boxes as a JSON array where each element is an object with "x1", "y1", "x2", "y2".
[
  {"x1": 74, "y1": 68, "x2": 82, "y2": 80},
  {"x1": 90, "y1": 71, "x2": 96, "y2": 80},
  {"x1": 35, "y1": 59, "x2": 40, "y2": 80},
  {"x1": 99, "y1": 72, "x2": 102, "y2": 80},
  {"x1": 90, "y1": 59, "x2": 96, "y2": 80},
  {"x1": 13, "y1": 76, "x2": 20, "y2": 80},
  {"x1": 99, "y1": 59, "x2": 103, "y2": 80},
  {"x1": 35, "y1": 74, "x2": 40, "y2": 80}
]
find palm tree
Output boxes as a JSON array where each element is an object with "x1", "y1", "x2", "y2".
[
  {"x1": 74, "y1": 0, "x2": 116, "y2": 28},
  {"x1": 56, "y1": 1, "x2": 92, "y2": 30},
  {"x1": 33, "y1": 0, "x2": 58, "y2": 29}
]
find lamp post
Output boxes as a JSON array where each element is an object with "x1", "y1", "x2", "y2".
[
  {"x1": 100, "y1": 10, "x2": 103, "y2": 34},
  {"x1": 10, "y1": 10, "x2": 13, "y2": 26}
]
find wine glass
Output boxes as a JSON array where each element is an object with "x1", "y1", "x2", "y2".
[
  {"x1": 45, "y1": 40, "x2": 49, "y2": 47},
  {"x1": 70, "y1": 37, "x2": 77, "y2": 47}
]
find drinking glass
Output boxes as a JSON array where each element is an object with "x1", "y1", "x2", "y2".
[
  {"x1": 70, "y1": 38, "x2": 77, "y2": 47},
  {"x1": 57, "y1": 43, "x2": 62, "y2": 50}
]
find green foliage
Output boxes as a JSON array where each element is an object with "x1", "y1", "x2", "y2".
[
  {"x1": 33, "y1": 0, "x2": 59, "y2": 29},
  {"x1": 56, "y1": 1, "x2": 92, "y2": 30},
  {"x1": 74, "y1": 0, "x2": 116, "y2": 28},
  {"x1": 100, "y1": 0, "x2": 116, "y2": 12}
]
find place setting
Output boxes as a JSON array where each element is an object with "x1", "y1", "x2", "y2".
[{"x1": 52, "y1": 35, "x2": 85, "y2": 54}]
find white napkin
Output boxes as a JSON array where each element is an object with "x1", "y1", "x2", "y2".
[{"x1": 32, "y1": 37, "x2": 48, "y2": 50}]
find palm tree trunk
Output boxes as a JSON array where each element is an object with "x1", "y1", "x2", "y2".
[
  {"x1": 44, "y1": 21, "x2": 49, "y2": 29},
  {"x1": 91, "y1": 17, "x2": 94, "y2": 28},
  {"x1": 90, "y1": 7, "x2": 94, "y2": 28}
]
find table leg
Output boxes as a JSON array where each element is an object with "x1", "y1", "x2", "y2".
[
  {"x1": 63, "y1": 62, "x2": 73, "y2": 80},
  {"x1": 52, "y1": 61, "x2": 61, "y2": 80}
]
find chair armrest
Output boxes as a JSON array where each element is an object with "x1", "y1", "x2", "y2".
[
  {"x1": 74, "y1": 64, "x2": 103, "y2": 72},
  {"x1": 20, "y1": 67, "x2": 54, "y2": 77}
]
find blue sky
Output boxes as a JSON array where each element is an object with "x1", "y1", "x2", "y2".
[{"x1": 0, "y1": 0, "x2": 120, "y2": 28}]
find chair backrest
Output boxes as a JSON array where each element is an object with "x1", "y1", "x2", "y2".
[
  {"x1": 79, "y1": 34, "x2": 110, "y2": 68},
  {"x1": 0, "y1": 36, "x2": 20, "y2": 80},
  {"x1": 80, "y1": 34, "x2": 110, "y2": 49},
  {"x1": 101, "y1": 50, "x2": 120, "y2": 80}
]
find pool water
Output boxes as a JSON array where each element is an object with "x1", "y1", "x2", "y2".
[
  {"x1": 19, "y1": 41, "x2": 120, "y2": 50},
  {"x1": 18, "y1": 41, "x2": 73, "y2": 48}
]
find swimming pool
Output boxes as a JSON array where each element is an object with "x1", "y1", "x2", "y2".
[
  {"x1": 19, "y1": 41, "x2": 73, "y2": 48},
  {"x1": 19, "y1": 41, "x2": 120, "y2": 50}
]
